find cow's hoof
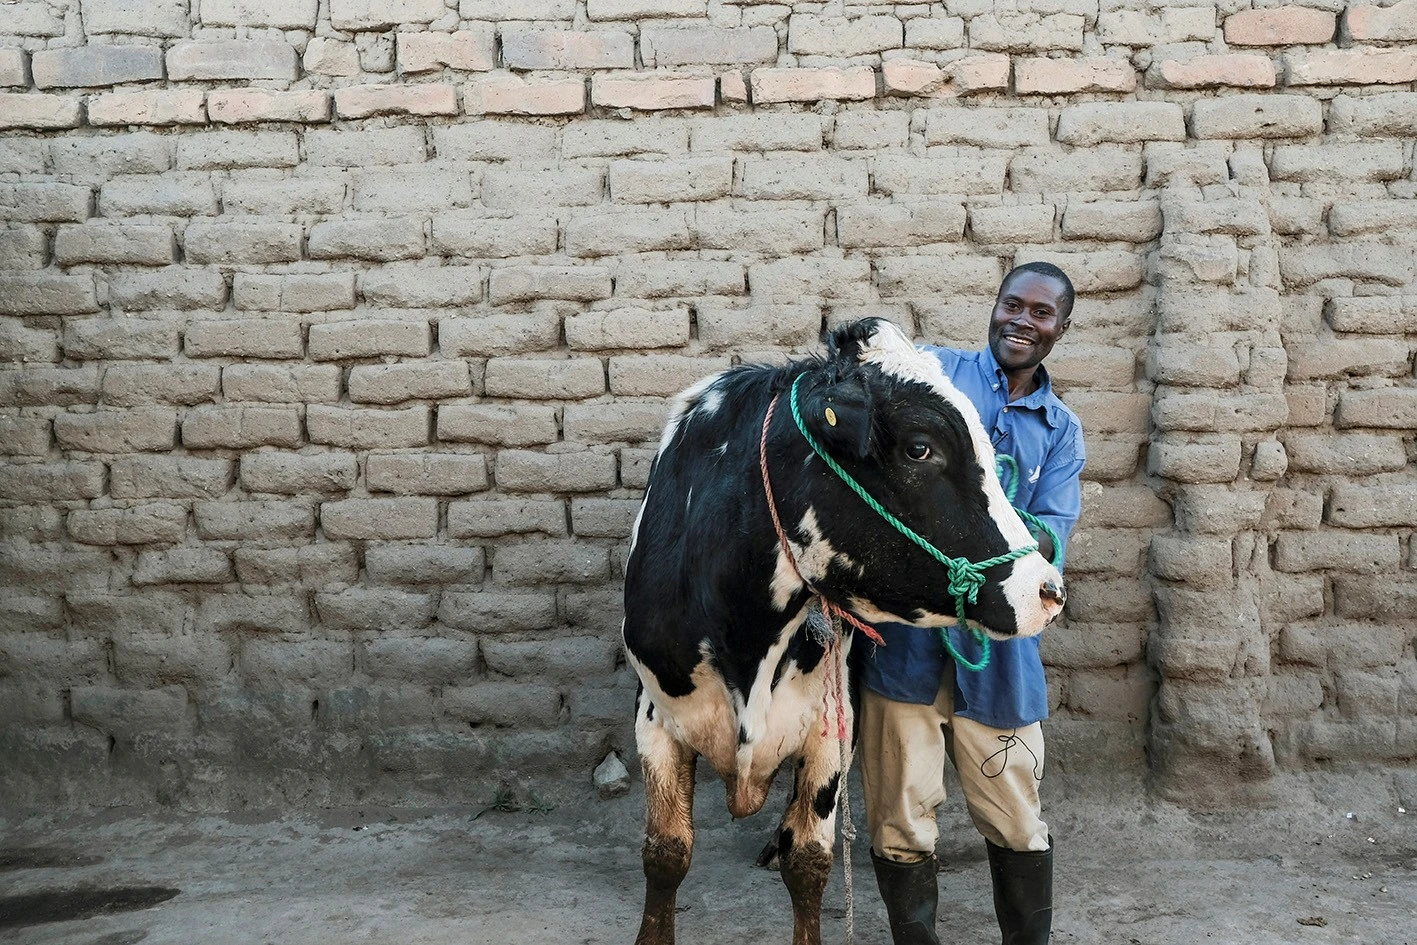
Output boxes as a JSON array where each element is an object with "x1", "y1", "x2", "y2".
[{"x1": 756, "y1": 836, "x2": 781, "y2": 871}]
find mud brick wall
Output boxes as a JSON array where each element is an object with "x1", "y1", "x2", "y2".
[{"x1": 1, "y1": 0, "x2": 1414, "y2": 809}]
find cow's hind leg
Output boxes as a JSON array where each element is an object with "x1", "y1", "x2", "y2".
[
  {"x1": 635, "y1": 696, "x2": 697, "y2": 945},
  {"x1": 777, "y1": 716, "x2": 849, "y2": 945}
]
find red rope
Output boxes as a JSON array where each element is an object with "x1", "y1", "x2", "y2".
[{"x1": 759, "y1": 393, "x2": 885, "y2": 650}]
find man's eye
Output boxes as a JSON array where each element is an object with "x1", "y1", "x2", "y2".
[{"x1": 906, "y1": 442, "x2": 931, "y2": 462}]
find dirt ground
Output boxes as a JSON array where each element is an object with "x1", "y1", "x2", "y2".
[{"x1": 1, "y1": 768, "x2": 1413, "y2": 945}]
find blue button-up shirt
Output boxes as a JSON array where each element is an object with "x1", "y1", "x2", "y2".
[{"x1": 862, "y1": 346, "x2": 1086, "y2": 729}]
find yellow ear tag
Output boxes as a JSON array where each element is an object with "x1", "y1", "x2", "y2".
[{"x1": 824, "y1": 407, "x2": 837, "y2": 427}]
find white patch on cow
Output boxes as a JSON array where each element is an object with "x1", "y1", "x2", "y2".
[
  {"x1": 698, "y1": 388, "x2": 725, "y2": 418},
  {"x1": 855, "y1": 321, "x2": 1060, "y2": 636},
  {"x1": 735, "y1": 605, "x2": 808, "y2": 778},
  {"x1": 686, "y1": 487, "x2": 692, "y2": 513},
  {"x1": 657, "y1": 372, "x2": 728, "y2": 458},
  {"x1": 628, "y1": 482, "x2": 651, "y2": 558},
  {"x1": 769, "y1": 508, "x2": 860, "y2": 611},
  {"x1": 714, "y1": 442, "x2": 729, "y2": 456},
  {"x1": 770, "y1": 544, "x2": 804, "y2": 611},
  {"x1": 846, "y1": 595, "x2": 954, "y2": 628}
]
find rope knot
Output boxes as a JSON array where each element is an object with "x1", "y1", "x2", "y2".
[{"x1": 946, "y1": 561, "x2": 986, "y2": 605}]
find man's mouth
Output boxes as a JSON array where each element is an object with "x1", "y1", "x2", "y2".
[{"x1": 1002, "y1": 334, "x2": 1035, "y2": 349}]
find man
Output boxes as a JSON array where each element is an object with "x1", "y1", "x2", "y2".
[{"x1": 862, "y1": 261, "x2": 1085, "y2": 945}]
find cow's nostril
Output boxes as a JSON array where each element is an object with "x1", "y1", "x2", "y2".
[{"x1": 1040, "y1": 580, "x2": 1065, "y2": 605}]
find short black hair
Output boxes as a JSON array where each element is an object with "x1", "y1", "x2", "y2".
[{"x1": 1000, "y1": 262, "x2": 1074, "y2": 322}]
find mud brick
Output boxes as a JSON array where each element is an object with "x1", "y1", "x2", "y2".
[
  {"x1": 1150, "y1": 534, "x2": 1234, "y2": 589},
  {"x1": 0, "y1": 273, "x2": 98, "y2": 315},
  {"x1": 1097, "y1": 8, "x2": 1214, "y2": 45},
  {"x1": 1225, "y1": 7, "x2": 1335, "y2": 45},
  {"x1": 72, "y1": 686, "x2": 190, "y2": 737},
  {"x1": 1147, "y1": 344, "x2": 1241, "y2": 388},
  {"x1": 184, "y1": 222, "x2": 303, "y2": 265},
  {"x1": 334, "y1": 84, "x2": 458, "y2": 119},
  {"x1": 1328, "y1": 92, "x2": 1417, "y2": 137},
  {"x1": 306, "y1": 406, "x2": 431, "y2": 449},
  {"x1": 32, "y1": 46, "x2": 163, "y2": 89},
  {"x1": 562, "y1": 403, "x2": 666, "y2": 444},
  {"x1": 967, "y1": 205, "x2": 1054, "y2": 244},
  {"x1": 102, "y1": 364, "x2": 220, "y2": 407},
  {"x1": 565, "y1": 309, "x2": 691, "y2": 351},
  {"x1": 365, "y1": 546, "x2": 485, "y2": 586},
  {"x1": 331, "y1": 0, "x2": 443, "y2": 29},
  {"x1": 588, "y1": 0, "x2": 703, "y2": 18},
  {"x1": 1016, "y1": 58, "x2": 1136, "y2": 95},
  {"x1": 483, "y1": 358, "x2": 605, "y2": 400},
  {"x1": 54, "y1": 408, "x2": 177, "y2": 453},
  {"x1": 923, "y1": 107, "x2": 1047, "y2": 149},
  {"x1": 1150, "y1": 55, "x2": 1276, "y2": 90},
  {"x1": 461, "y1": 0, "x2": 573, "y2": 16},
  {"x1": 1288, "y1": 338, "x2": 1410, "y2": 380},
  {"x1": 1275, "y1": 532, "x2": 1399, "y2": 574},
  {"x1": 1328, "y1": 479, "x2": 1417, "y2": 528},
  {"x1": 873, "y1": 154, "x2": 1009, "y2": 197},
  {"x1": 0, "y1": 93, "x2": 82, "y2": 129},
  {"x1": 307, "y1": 219, "x2": 425, "y2": 262},
  {"x1": 875, "y1": 254, "x2": 1002, "y2": 298},
  {"x1": 438, "y1": 404, "x2": 558, "y2": 447},
  {"x1": 591, "y1": 73, "x2": 716, "y2": 111},
  {"x1": 1162, "y1": 198, "x2": 1270, "y2": 236},
  {"x1": 785, "y1": 14, "x2": 902, "y2": 56},
  {"x1": 615, "y1": 260, "x2": 745, "y2": 298},
  {"x1": 0, "y1": 507, "x2": 63, "y2": 541},
  {"x1": 447, "y1": 498, "x2": 566, "y2": 538},
  {"x1": 444, "y1": 682, "x2": 561, "y2": 728},
  {"x1": 397, "y1": 29, "x2": 496, "y2": 74},
  {"x1": 367, "y1": 453, "x2": 488, "y2": 495},
  {"x1": 0, "y1": 226, "x2": 46, "y2": 269},
  {"x1": 194, "y1": 500, "x2": 315, "y2": 541},
  {"x1": 1329, "y1": 200, "x2": 1417, "y2": 237},
  {"x1": 689, "y1": 114, "x2": 821, "y2": 153},
  {"x1": 84, "y1": 0, "x2": 187, "y2": 35},
  {"x1": 0, "y1": 50, "x2": 28, "y2": 87},
  {"x1": 440, "y1": 313, "x2": 561, "y2": 358},
  {"x1": 502, "y1": 30, "x2": 633, "y2": 70},
  {"x1": 304, "y1": 38, "x2": 360, "y2": 77},
  {"x1": 1336, "y1": 388, "x2": 1417, "y2": 429},
  {"x1": 1284, "y1": 433, "x2": 1407, "y2": 475},
  {"x1": 641, "y1": 25, "x2": 777, "y2": 66},
  {"x1": 1075, "y1": 485, "x2": 1170, "y2": 529},
  {"x1": 363, "y1": 637, "x2": 479, "y2": 683},
  {"x1": 181, "y1": 406, "x2": 303, "y2": 449},
  {"x1": 1190, "y1": 95, "x2": 1322, "y2": 139},
  {"x1": 749, "y1": 258, "x2": 871, "y2": 302},
  {"x1": 488, "y1": 266, "x2": 611, "y2": 304},
  {"x1": 481, "y1": 636, "x2": 618, "y2": 678},
  {"x1": 68, "y1": 504, "x2": 187, "y2": 546},
  {"x1": 320, "y1": 498, "x2": 438, "y2": 540},
  {"x1": 481, "y1": 164, "x2": 603, "y2": 209},
  {"x1": 306, "y1": 127, "x2": 427, "y2": 167},
  {"x1": 833, "y1": 112, "x2": 910, "y2": 151},
  {"x1": 55, "y1": 224, "x2": 175, "y2": 266},
  {"x1": 0, "y1": 417, "x2": 51, "y2": 456},
  {"x1": 87, "y1": 90, "x2": 206, "y2": 127},
  {"x1": 1148, "y1": 435, "x2": 1243, "y2": 483},
  {"x1": 222, "y1": 175, "x2": 346, "y2": 216},
  {"x1": 465, "y1": 74, "x2": 585, "y2": 116},
  {"x1": 110, "y1": 268, "x2": 226, "y2": 310},
  {"x1": 240, "y1": 639, "x2": 352, "y2": 689},
  {"x1": 431, "y1": 217, "x2": 559, "y2": 258},
  {"x1": 353, "y1": 169, "x2": 475, "y2": 214},
  {"x1": 739, "y1": 154, "x2": 868, "y2": 202},
  {"x1": 240, "y1": 453, "x2": 357, "y2": 494},
  {"x1": 0, "y1": 367, "x2": 99, "y2": 406},
  {"x1": 133, "y1": 548, "x2": 234, "y2": 585},
  {"x1": 307, "y1": 321, "x2": 429, "y2": 362},
  {"x1": 196, "y1": 594, "x2": 307, "y2": 636},
  {"x1": 608, "y1": 354, "x2": 728, "y2": 397},
  {"x1": 1048, "y1": 344, "x2": 1137, "y2": 391},
  {"x1": 1279, "y1": 244, "x2": 1411, "y2": 288},
  {"x1": 694, "y1": 207, "x2": 825, "y2": 254},
  {"x1": 697, "y1": 302, "x2": 821, "y2": 350},
  {"x1": 207, "y1": 90, "x2": 331, "y2": 124},
  {"x1": 565, "y1": 208, "x2": 692, "y2": 257},
  {"x1": 433, "y1": 122, "x2": 558, "y2": 161},
  {"x1": 0, "y1": 320, "x2": 58, "y2": 363},
  {"x1": 0, "y1": 182, "x2": 91, "y2": 222},
  {"x1": 200, "y1": 0, "x2": 319, "y2": 28},
  {"x1": 1271, "y1": 142, "x2": 1405, "y2": 182},
  {"x1": 167, "y1": 40, "x2": 299, "y2": 81},
  {"x1": 348, "y1": 362, "x2": 472, "y2": 405},
  {"x1": 234, "y1": 544, "x2": 358, "y2": 586},
  {"x1": 568, "y1": 497, "x2": 638, "y2": 539},
  {"x1": 495, "y1": 449, "x2": 617, "y2": 493},
  {"x1": 233, "y1": 273, "x2": 355, "y2": 313},
  {"x1": 751, "y1": 67, "x2": 876, "y2": 104},
  {"x1": 440, "y1": 590, "x2": 556, "y2": 633},
  {"x1": 185, "y1": 319, "x2": 303, "y2": 359},
  {"x1": 1263, "y1": 489, "x2": 1322, "y2": 530},
  {"x1": 110, "y1": 456, "x2": 234, "y2": 499},
  {"x1": 1056, "y1": 103, "x2": 1185, "y2": 146}
]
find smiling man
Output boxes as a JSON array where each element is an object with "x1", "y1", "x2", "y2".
[{"x1": 861, "y1": 262, "x2": 1085, "y2": 945}]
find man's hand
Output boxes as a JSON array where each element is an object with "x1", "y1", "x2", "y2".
[{"x1": 1036, "y1": 530, "x2": 1055, "y2": 564}]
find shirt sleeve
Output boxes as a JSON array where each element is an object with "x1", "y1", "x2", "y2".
[{"x1": 1025, "y1": 419, "x2": 1085, "y2": 570}]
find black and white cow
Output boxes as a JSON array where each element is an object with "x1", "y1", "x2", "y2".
[{"x1": 622, "y1": 318, "x2": 1065, "y2": 945}]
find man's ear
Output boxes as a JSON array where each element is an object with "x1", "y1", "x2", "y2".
[{"x1": 799, "y1": 372, "x2": 874, "y2": 460}]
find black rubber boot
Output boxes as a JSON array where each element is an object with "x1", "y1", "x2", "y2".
[
  {"x1": 986, "y1": 838, "x2": 1053, "y2": 945},
  {"x1": 870, "y1": 850, "x2": 942, "y2": 945}
]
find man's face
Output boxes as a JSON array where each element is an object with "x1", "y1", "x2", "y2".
[{"x1": 988, "y1": 271, "x2": 1070, "y2": 374}]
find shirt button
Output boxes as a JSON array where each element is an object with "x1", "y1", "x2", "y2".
[{"x1": 1002, "y1": 407, "x2": 1009, "y2": 413}]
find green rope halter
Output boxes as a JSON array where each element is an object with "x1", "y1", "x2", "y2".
[{"x1": 788, "y1": 374, "x2": 1061, "y2": 672}]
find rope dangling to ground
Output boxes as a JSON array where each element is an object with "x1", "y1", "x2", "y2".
[{"x1": 827, "y1": 608, "x2": 858, "y2": 945}]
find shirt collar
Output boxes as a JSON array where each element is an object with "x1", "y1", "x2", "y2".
[{"x1": 980, "y1": 346, "x2": 1063, "y2": 426}]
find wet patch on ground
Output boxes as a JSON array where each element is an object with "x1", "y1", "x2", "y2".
[{"x1": 0, "y1": 887, "x2": 179, "y2": 929}]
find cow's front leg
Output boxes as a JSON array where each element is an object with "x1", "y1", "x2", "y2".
[
  {"x1": 635, "y1": 696, "x2": 697, "y2": 945},
  {"x1": 777, "y1": 708, "x2": 850, "y2": 945}
]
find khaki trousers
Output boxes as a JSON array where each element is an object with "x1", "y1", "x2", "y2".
[{"x1": 859, "y1": 678, "x2": 1050, "y2": 862}]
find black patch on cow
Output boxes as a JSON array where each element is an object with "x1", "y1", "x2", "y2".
[
  {"x1": 778, "y1": 826, "x2": 795, "y2": 857},
  {"x1": 738, "y1": 724, "x2": 749, "y2": 746},
  {"x1": 812, "y1": 773, "x2": 841, "y2": 819},
  {"x1": 770, "y1": 651, "x2": 792, "y2": 691}
]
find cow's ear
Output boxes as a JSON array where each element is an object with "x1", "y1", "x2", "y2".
[{"x1": 799, "y1": 373, "x2": 875, "y2": 460}]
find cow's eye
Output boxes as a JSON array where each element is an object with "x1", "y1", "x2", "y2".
[{"x1": 905, "y1": 442, "x2": 931, "y2": 462}]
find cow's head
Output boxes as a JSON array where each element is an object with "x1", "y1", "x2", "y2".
[{"x1": 785, "y1": 318, "x2": 1064, "y2": 639}]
